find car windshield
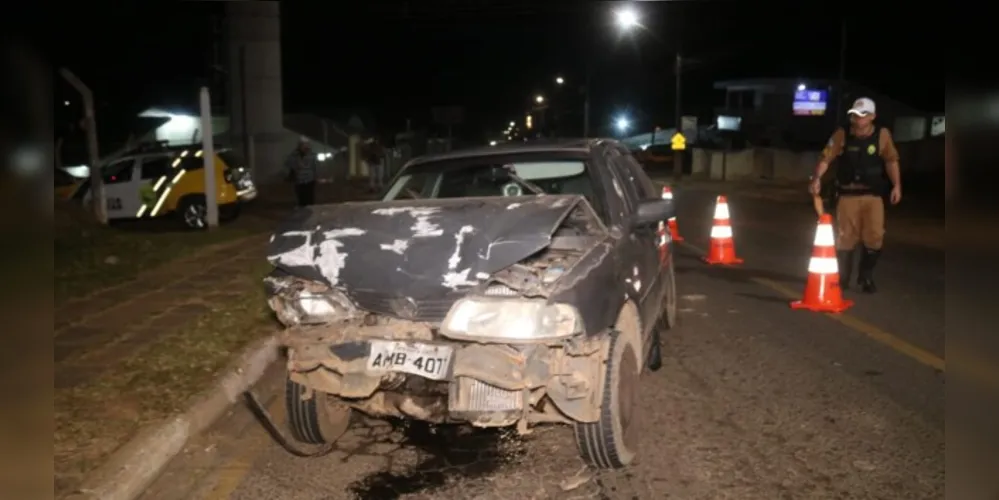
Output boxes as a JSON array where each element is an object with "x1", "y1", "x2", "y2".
[{"x1": 383, "y1": 159, "x2": 593, "y2": 202}]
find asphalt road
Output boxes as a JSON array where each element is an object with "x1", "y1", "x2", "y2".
[{"x1": 140, "y1": 191, "x2": 948, "y2": 500}]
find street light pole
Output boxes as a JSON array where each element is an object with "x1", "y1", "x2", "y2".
[{"x1": 673, "y1": 51, "x2": 683, "y2": 181}]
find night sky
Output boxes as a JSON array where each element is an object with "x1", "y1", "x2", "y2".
[{"x1": 56, "y1": 2, "x2": 942, "y2": 142}]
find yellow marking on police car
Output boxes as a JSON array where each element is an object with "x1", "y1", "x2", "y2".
[{"x1": 151, "y1": 187, "x2": 173, "y2": 216}]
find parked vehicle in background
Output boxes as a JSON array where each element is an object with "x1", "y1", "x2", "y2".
[
  {"x1": 634, "y1": 144, "x2": 674, "y2": 171},
  {"x1": 266, "y1": 139, "x2": 678, "y2": 469},
  {"x1": 70, "y1": 143, "x2": 257, "y2": 229}
]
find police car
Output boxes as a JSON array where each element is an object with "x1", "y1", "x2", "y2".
[{"x1": 69, "y1": 143, "x2": 257, "y2": 229}]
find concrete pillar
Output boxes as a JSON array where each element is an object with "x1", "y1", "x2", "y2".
[{"x1": 225, "y1": 1, "x2": 289, "y2": 181}]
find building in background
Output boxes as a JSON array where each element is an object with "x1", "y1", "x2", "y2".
[{"x1": 713, "y1": 78, "x2": 939, "y2": 149}]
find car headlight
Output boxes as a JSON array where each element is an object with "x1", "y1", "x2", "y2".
[
  {"x1": 265, "y1": 278, "x2": 360, "y2": 327},
  {"x1": 440, "y1": 298, "x2": 584, "y2": 342}
]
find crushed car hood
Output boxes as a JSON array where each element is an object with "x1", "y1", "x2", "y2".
[{"x1": 267, "y1": 195, "x2": 603, "y2": 299}]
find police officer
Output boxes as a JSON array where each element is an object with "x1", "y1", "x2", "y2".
[{"x1": 810, "y1": 97, "x2": 902, "y2": 293}]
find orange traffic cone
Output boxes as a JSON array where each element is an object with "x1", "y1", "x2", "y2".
[
  {"x1": 790, "y1": 214, "x2": 854, "y2": 313},
  {"x1": 660, "y1": 186, "x2": 684, "y2": 242},
  {"x1": 703, "y1": 195, "x2": 743, "y2": 265}
]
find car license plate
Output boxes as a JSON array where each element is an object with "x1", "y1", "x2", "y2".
[{"x1": 366, "y1": 341, "x2": 454, "y2": 381}]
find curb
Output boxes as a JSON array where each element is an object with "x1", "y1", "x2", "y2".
[{"x1": 65, "y1": 334, "x2": 282, "y2": 500}]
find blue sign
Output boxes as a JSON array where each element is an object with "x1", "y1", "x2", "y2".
[{"x1": 793, "y1": 89, "x2": 828, "y2": 116}]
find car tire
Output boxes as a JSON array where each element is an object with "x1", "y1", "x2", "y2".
[
  {"x1": 177, "y1": 195, "x2": 208, "y2": 230},
  {"x1": 573, "y1": 330, "x2": 641, "y2": 469},
  {"x1": 285, "y1": 376, "x2": 352, "y2": 445},
  {"x1": 659, "y1": 255, "x2": 678, "y2": 331}
]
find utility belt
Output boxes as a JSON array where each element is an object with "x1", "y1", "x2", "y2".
[{"x1": 836, "y1": 183, "x2": 882, "y2": 197}]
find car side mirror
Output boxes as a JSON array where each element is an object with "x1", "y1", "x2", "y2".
[{"x1": 631, "y1": 199, "x2": 675, "y2": 229}]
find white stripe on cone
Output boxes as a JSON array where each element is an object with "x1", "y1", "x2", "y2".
[
  {"x1": 713, "y1": 202, "x2": 730, "y2": 220},
  {"x1": 662, "y1": 191, "x2": 673, "y2": 200},
  {"x1": 808, "y1": 256, "x2": 839, "y2": 274},
  {"x1": 814, "y1": 223, "x2": 835, "y2": 247},
  {"x1": 710, "y1": 225, "x2": 733, "y2": 239}
]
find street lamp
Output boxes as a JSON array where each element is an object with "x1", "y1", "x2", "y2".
[
  {"x1": 612, "y1": 5, "x2": 686, "y2": 180},
  {"x1": 535, "y1": 95, "x2": 545, "y2": 104},
  {"x1": 615, "y1": 116, "x2": 631, "y2": 134},
  {"x1": 615, "y1": 7, "x2": 640, "y2": 30},
  {"x1": 509, "y1": 121, "x2": 516, "y2": 127},
  {"x1": 555, "y1": 76, "x2": 564, "y2": 85}
]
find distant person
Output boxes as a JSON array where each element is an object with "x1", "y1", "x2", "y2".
[
  {"x1": 366, "y1": 138, "x2": 387, "y2": 193},
  {"x1": 285, "y1": 137, "x2": 318, "y2": 207},
  {"x1": 810, "y1": 97, "x2": 902, "y2": 294}
]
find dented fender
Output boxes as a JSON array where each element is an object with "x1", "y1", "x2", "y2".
[{"x1": 544, "y1": 333, "x2": 611, "y2": 423}]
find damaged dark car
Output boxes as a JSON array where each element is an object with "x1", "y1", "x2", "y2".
[{"x1": 265, "y1": 139, "x2": 678, "y2": 469}]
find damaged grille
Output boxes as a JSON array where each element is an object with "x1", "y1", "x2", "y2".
[
  {"x1": 347, "y1": 290, "x2": 461, "y2": 322},
  {"x1": 484, "y1": 284, "x2": 517, "y2": 297},
  {"x1": 449, "y1": 377, "x2": 523, "y2": 412}
]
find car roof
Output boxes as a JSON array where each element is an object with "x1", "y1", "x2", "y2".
[{"x1": 405, "y1": 138, "x2": 627, "y2": 167}]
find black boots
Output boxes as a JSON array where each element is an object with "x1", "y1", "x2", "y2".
[
  {"x1": 837, "y1": 250, "x2": 855, "y2": 290},
  {"x1": 857, "y1": 247, "x2": 882, "y2": 293}
]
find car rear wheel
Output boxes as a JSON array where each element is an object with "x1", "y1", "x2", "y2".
[
  {"x1": 573, "y1": 330, "x2": 641, "y2": 469},
  {"x1": 285, "y1": 376, "x2": 352, "y2": 445},
  {"x1": 178, "y1": 195, "x2": 208, "y2": 230},
  {"x1": 660, "y1": 256, "x2": 678, "y2": 330}
]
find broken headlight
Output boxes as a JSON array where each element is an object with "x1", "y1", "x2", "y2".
[
  {"x1": 265, "y1": 276, "x2": 360, "y2": 327},
  {"x1": 440, "y1": 298, "x2": 584, "y2": 343}
]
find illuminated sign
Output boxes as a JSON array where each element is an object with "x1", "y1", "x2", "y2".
[{"x1": 793, "y1": 89, "x2": 828, "y2": 116}]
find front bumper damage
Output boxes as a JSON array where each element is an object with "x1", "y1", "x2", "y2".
[{"x1": 281, "y1": 317, "x2": 609, "y2": 432}]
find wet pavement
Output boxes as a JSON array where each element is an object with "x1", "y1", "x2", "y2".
[{"x1": 140, "y1": 191, "x2": 947, "y2": 500}]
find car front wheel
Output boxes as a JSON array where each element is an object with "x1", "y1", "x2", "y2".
[
  {"x1": 573, "y1": 330, "x2": 641, "y2": 469},
  {"x1": 285, "y1": 376, "x2": 352, "y2": 445}
]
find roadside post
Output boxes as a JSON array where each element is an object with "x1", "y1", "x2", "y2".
[
  {"x1": 199, "y1": 87, "x2": 219, "y2": 228},
  {"x1": 670, "y1": 132, "x2": 686, "y2": 182},
  {"x1": 59, "y1": 68, "x2": 107, "y2": 224}
]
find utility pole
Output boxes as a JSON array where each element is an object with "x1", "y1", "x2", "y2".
[
  {"x1": 671, "y1": 5, "x2": 685, "y2": 182},
  {"x1": 672, "y1": 51, "x2": 683, "y2": 182},
  {"x1": 59, "y1": 68, "x2": 106, "y2": 224},
  {"x1": 199, "y1": 87, "x2": 219, "y2": 229}
]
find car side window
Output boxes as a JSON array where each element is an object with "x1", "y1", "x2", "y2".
[
  {"x1": 140, "y1": 156, "x2": 173, "y2": 180},
  {"x1": 102, "y1": 159, "x2": 134, "y2": 184},
  {"x1": 619, "y1": 154, "x2": 659, "y2": 200},
  {"x1": 607, "y1": 155, "x2": 641, "y2": 213},
  {"x1": 383, "y1": 171, "x2": 437, "y2": 200}
]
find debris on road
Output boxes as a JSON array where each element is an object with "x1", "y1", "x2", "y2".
[{"x1": 559, "y1": 466, "x2": 593, "y2": 491}]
